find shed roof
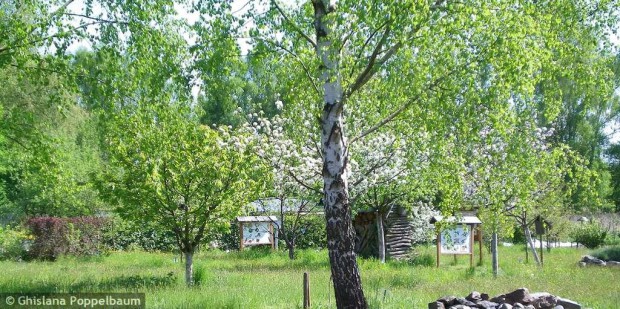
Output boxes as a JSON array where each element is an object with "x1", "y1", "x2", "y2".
[
  {"x1": 430, "y1": 215, "x2": 482, "y2": 225},
  {"x1": 236, "y1": 216, "x2": 277, "y2": 222},
  {"x1": 247, "y1": 198, "x2": 321, "y2": 214}
]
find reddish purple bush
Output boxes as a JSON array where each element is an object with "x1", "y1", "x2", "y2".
[{"x1": 26, "y1": 216, "x2": 110, "y2": 260}]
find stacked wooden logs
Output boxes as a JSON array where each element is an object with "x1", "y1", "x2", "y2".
[{"x1": 385, "y1": 210, "x2": 414, "y2": 259}]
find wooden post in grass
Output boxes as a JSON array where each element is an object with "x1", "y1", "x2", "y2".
[
  {"x1": 303, "y1": 272, "x2": 310, "y2": 308},
  {"x1": 540, "y1": 237, "x2": 544, "y2": 266},
  {"x1": 436, "y1": 232, "x2": 441, "y2": 268},
  {"x1": 269, "y1": 223, "x2": 275, "y2": 250},
  {"x1": 470, "y1": 225, "x2": 474, "y2": 268},
  {"x1": 238, "y1": 222, "x2": 244, "y2": 251},
  {"x1": 478, "y1": 226, "x2": 483, "y2": 266}
]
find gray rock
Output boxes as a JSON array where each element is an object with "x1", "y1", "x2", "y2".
[
  {"x1": 491, "y1": 296, "x2": 507, "y2": 304},
  {"x1": 439, "y1": 296, "x2": 457, "y2": 306},
  {"x1": 580, "y1": 255, "x2": 606, "y2": 266},
  {"x1": 504, "y1": 288, "x2": 531, "y2": 304},
  {"x1": 524, "y1": 306, "x2": 535, "y2": 309},
  {"x1": 529, "y1": 292, "x2": 558, "y2": 308},
  {"x1": 449, "y1": 306, "x2": 471, "y2": 309},
  {"x1": 498, "y1": 304, "x2": 514, "y2": 309},
  {"x1": 428, "y1": 301, "x2": 445, "y2": 309},
  {"x1": 466, "y1": 291, "x2": 482, "y2": 302},
  {"x1": 553, "y1": 306, "x2": 564, "y2": 309},
  {"x1": 477, "y1": 300, "x2": 499, "y2": 309},
  {"x1": 529, "y1": 292, "x2": 552, "y2": 297},
  {"x1": 454, "y1": 297, "x2": 477, "y2": 307},
  {"x1": 607, "y1": 261, "x2": 620, "y2": 266},
  {"x1": 556, "y1": 298, "x2": 582, "y2": 309},
  {"x1": 578, "y1": 262, "x2": 587, "y2": 267},
  {"x1": 481, "y1": 293, "x2": 490, "y2": 301},
  {"x1": 513, "y1": 304, "x2": 525, "y2": 309}
]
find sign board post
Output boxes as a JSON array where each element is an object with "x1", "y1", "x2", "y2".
[
  {"x1": 236, "y1": 216, "x2": 277, "y2": 250},
  {"x1": 430, "y1": 214, "x2": 482, "y2": 268}
]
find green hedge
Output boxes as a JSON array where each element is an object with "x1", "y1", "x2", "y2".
[
  {"x1": 592, "y1": 246, "x2": 620, "y2": 262},
  {"x1": 103, "y1": 218, "x2": 177, "y2": 252},
  {"x1": 570, "y1": 222, "x2": 607, "y2": 249}
]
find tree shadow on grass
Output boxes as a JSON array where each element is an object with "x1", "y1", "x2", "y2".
[
  {"x1": 71, "y1": 272, "x2": 178, "y2": 292},
  {"x1": 0, "y1": 272, "x2": 178, "y2": 293}
]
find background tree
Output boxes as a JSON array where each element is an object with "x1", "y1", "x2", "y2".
[
  {"x1": 249, "y1": 113, "x2": 322, "y2": 260},
  {"x1": 98, "y1": 102, "x2": 263, "y2": 285},
  {"x1": 0, "y1": 64, "x2": 105, "y2": 220}
]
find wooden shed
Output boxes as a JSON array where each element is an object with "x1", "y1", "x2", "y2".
[{"x1": 353, "y1": 205, "x2": 416, "y2": 260}]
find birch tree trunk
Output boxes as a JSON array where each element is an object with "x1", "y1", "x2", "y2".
[
  {"x1": 184, "y1": 251, "x2": 194, "y2": 286},
  {"x1": 377, "y1": 212, "x2": 386, "y2": 263},
  {"x1": 313, "y1": 1, "x2": 367, "y2": 307},
  {"x1": 524, "y1": 225, "x2": 541, "y2": 265}
]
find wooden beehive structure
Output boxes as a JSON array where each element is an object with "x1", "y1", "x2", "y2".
[{"x1": 353, "y1": 205, "x2": 414, "y2": 260}]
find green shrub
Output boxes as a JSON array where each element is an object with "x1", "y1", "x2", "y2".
[
  {"x1": 0, "y1": 225, "x2": 30, "y2": 261},
  {"x1": 591, "y1": 246, "x2": 620, "y2": 262},
  {"x1": 512, "y1": 226, "x2": 526, "y2": 244},
  {"x1": 213, "y1": 223, "x2": 239, "y2": 251},
  {"x1": 193, "y1": 264, "x2": 207, "y2": 286},
  {"x1": 103, "y1": 218, "x2": 177, "y2": 252},
  {"x1": 604, "y1": 232, "x2": 620, "y2": 246},
  {"x1": 288, "y1": 214, "x2": 326, "y2": 250},
  {"x1": 570, "y1": 222, "x2": 608, "y2": 249}
]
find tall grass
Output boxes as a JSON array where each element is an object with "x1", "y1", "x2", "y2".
[{"x1": 0, "y1": 246, "x2": 618, "y2": 308}]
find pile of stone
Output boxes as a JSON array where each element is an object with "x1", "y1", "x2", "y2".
[
  {"x1": 428, "y1": 288, "x2": 582, "y2": 309},
  {"x1": 578, "y1": 255, "x2": 620, "y2": 267}
]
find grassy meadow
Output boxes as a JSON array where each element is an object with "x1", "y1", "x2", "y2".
[{"x1": 0, "y1": 245, "x2": 618, "y2": 308}]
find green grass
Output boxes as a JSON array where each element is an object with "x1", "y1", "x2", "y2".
[{"x1": 0, "y1": 245, "x2": 619, "y2": 308}]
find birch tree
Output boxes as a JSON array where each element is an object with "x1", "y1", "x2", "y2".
[{"x1": 224, "y1": 1, "x2": 620, "y2": 306}]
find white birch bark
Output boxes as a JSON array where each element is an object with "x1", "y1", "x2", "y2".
[{"x1": 312, "y1": 0, "x2": 367, "y2": 307}]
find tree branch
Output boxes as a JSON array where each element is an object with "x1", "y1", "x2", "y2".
[
  {"x1": 350, "y1": 76, "x2": 446, "y2": 144},
  {"x1": 272, "y1": 0, "x2": 317, "y2": 50},
  {"x1": 344, "y1": 22, "x2": 395, "y2": 99},
  {"x1": 63, "y1": 12, "x2": 129, "y2": 25},
  {"x1": 287, "y1": 170, "x2": 322, "y2": 195},
  {"x1": 343, "y1": 1, "x2": 451, "y2": 101},
  {"x1": 348, "y1": 20, "x2": 390, "y2": 80},
  {"x1": 0, "y1": 0, "x2": 75, "y2": 54},
  {"x1": 262, "y1": 39, "x2": 321, "y2": 95},
  {"x1": 2, "y1": 21, "x2": 112, "y2": 54}
]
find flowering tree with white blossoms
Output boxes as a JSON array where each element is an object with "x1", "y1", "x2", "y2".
[
  {"x1": 346, "y1": 113, "x2": 437, "y2": 262},
  {"x1": 456, "y1": 110, "x2": 589, "y2": 276},
  {"x1": 247, "y1": 110, "x2": 323, "y2": 259},
  {"x1": 248, "y1": 104, "x2": 438, "y2": 262}
]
